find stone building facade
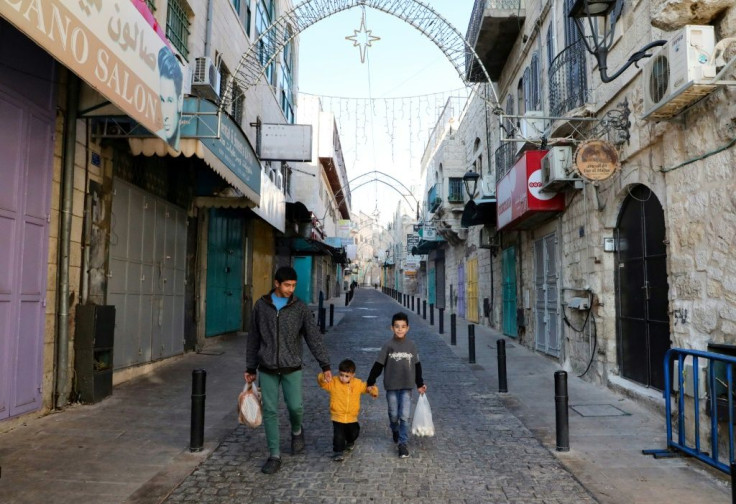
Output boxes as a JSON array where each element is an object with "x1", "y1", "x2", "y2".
[{"x1": 418, "y1": 0, "x2": 736, "y2": 430}]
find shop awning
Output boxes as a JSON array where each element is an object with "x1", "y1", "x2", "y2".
[
  {"x1": 461, "y1": 197, "x2": 497, "y2": 228},
  {"x1": 286, "y1": 202, "x2": 313, "y2": 223},
  {"x1": 278, "y1": 237, "x2": 348, "y2": 264},
  {"x1": 411, "y1": 239, "x2": 443, "y2": 256}
]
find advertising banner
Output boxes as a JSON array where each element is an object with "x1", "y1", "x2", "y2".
[{"x1": 2, "y1": 0, "x2": 184, "y2": 149}]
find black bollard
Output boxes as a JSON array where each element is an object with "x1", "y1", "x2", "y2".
[
  {"x1": 411, "y1": 296, "x2": 415, "y2": 312},
  {"x1": 190, "y1": 369, "x2": 206, "y2": 452},
  {"x1": 468, "y1": 325, "x2": 476, "y2": 364},
  {"x1": 439, "y1": 308, "x2": 444, "y2": 334},
  {"x1": 318, "y1": 291, "x2": 324, "y2": 313},
  {"x1": 319, "y1": 307, "x2": 326, "y2": 334},
  {"x1": 430, "y1": 304, "x2": 434, "y2": 325},
  {"x1": 329, "y1": 304, "x2": 334, "y2": 327},
  {"x1": 345, "y1": 292, "x2": 349, "y2": 306},
  {"x1": 555, "y1": 371, "x2": 570, "y2": 452},
  {"x1": 422, "y1": 300, "x2": 427, "y2": 319},
  {"x1": 417, "y1": 298, "x2": 421, "y2": 315},
  {"x1": 497, "y1": 339, "x2": 508, "y2": 393},
  {"x1": 450, "y1": 314, "x2": 456, "y2": 345}
]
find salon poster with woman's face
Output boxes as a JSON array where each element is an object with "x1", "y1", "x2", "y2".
[{"x1": 3, "y1": 0, "x2": 185, "y2": 151}]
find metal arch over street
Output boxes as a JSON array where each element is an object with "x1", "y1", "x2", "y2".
[{"x1": 222, "y1": 0, "x2": 500, "y2": 112}]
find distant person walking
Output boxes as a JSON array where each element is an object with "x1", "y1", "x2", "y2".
[{"x1": 245, "y1": 266, "x2": 332, "y2": 474}]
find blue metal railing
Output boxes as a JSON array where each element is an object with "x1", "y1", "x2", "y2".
[{"x1": 644, "y1": 348, "x2": 736, "y2": 474}]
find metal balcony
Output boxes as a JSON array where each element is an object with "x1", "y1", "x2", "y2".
[
  {"x1": 466, "y1": 0, "x2": 526, "y2": 82},
  {"x1": 548, "y1": 39, "x2": 590, "y2": 117},
  {"x1": 494, "y1": 141, "x2": 517, "y2": 183}
]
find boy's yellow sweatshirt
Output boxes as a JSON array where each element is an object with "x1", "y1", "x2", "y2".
[{"x1": 317, "y1": 373, "x2": 374, "y2": 423}]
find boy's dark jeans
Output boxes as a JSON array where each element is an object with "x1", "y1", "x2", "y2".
[{"x1": 332, "y1": 421, "x2": 360, "y2": 452}]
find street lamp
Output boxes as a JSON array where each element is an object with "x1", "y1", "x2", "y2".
[
  {"x1": 569, "y1": 0, "x2": 665, "y2": 83},
  {"x1": 462, "y1": 169, "x2": 480, "y2": 201}
]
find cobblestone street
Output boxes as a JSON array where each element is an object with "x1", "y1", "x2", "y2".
[{"x1": 164, "y1": 289, "x2": 596, "y2": 503}]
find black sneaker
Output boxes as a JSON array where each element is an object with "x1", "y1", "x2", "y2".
[
  {"x1": 291, "y1": 429, "x2": 305, "y2": 455},
  {"x1": 345, "y1": 442, "x2": 355, "y2": 452},
  {"x1": 392, "y1": 431, "x2": 399, "y2": 444},
  {"x1": 398, "y1": 444, "x2": 409, "y2": 458},
  {"x1": 332, "y1": 451, "x2": 344, "y2": 462},
  {"x1": 261, "y1": 457, "x2": 281, "y2": 474}
]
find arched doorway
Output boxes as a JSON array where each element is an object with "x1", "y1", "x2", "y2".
[{"x1": 615, "y1": 185, "x2": 670, "y2": 390}]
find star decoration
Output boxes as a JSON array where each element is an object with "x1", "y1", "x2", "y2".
[{"x1": 345, "y1": 11, "x2": 380, "y2": 63}]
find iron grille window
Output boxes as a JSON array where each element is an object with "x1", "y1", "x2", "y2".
[
  {"x1": 232, "y1": 0, "x2": 240, "y2": 10},
  {"x1": 166, "y1": 0, "x2": 190, "y2": 60},
  {"x1": 145, "y1": 0, "x2": 156, "y2": 12},
  {"x1": 448, "y1": 178, "x2": 464, "y2": 203},
  {"x1": 232, "y1": 85, "x2": 245, "y2": 125},
  {"x1": 280, "y1": 33, "x2": 294, "y2": 122}
]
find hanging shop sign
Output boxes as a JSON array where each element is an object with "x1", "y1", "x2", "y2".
[
  {"x1": 407, "y1": 234, "x2": 420, "y2": 254},
  {"x1": 574, "y1": 140, "x2": 620, "y2": 181},
  {"x1": 496, "y1": 150, "x2": 565, "y2": 231},
  {"x1": 1, "y1": 0, "x2": 184, "y2": 150}
]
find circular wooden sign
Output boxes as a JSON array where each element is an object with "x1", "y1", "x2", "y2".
[{"x1": 574, "y1": 140, "x2": 620, "y2": 181}]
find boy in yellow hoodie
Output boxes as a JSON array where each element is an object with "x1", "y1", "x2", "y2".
[{"x1": 318, "y1": 359, "x2": 378, "y2": 461}]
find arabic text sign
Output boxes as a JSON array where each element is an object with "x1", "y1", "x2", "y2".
[{"x1": 2, "y1": 0, "x2": 178, "y2": 146}]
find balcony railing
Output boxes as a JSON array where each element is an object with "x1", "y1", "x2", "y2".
[
  {"x1": 427, "y1": 184, "x2": 441, "y2": 213},
  {"x1": 448, "y1": 178, "x2": 465, "y2": 203},
  {"x1": 495, "y1": 142, "x2": 517, "y2": 183},
  {"x1": 549, "y1": 39, "x2": 589, "y2": 117}
]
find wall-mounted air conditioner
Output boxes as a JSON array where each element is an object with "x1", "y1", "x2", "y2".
[
  {"x1": 642, "y1": 25, "x2": 717, "y2": 120},
  {"x1": 517, "y1": 110, "x2": 546, "y2": 154},
  {"x1": 540, "y1": 146, "x2": 578, "y2": 192},
  {"x1": 192, "y1": 57, "x2": 221, "y2": 102}
]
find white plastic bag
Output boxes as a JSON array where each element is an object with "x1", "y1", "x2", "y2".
[
  {"x1": 238, "y1": 381, "x2": 262, "y2": 428},
  {"x1": 411, "y1": 393, "x2": 435, "y2": 437}
]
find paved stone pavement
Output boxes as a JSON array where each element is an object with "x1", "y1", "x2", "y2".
[{"x1": 164, "y1": 288, "x2": 597, "y2": 503}]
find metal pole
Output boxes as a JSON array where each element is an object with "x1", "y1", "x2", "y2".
[
  {"x1": 555, "y1": 371, "x2": 570, "y2": 452},
  {"x1": 468, "y1": 325, "x2": 476, "y2": 364},
  {"x1": 439, "y1": 308, "x2": 444, "y2": 334},
  {"x1": 422, "y1": 300, "x2": 426, "y2": 319},
  {"x1": 450, "y1": 314, "x2": 456, "y2": 345},
  {"x1": 417, "y1": 298, "x2": 421, "y2": 315},
  {"x1": 329, "y1": 304, "x2": 334, "y2": 327},
  {"x1": 731, "y1": 462, "x2": 736, "y2": 504},
  {"x1": 411, "y1": 296, "x2": 415, "y2": 312},
  {"x1": 319, "y1": 307, "x2": 326, "y2": 334},
  {"x1": 190, "y1": 369, "x2": 206, "y2": 452},
  {"x1": 345, "y1": 292, "x2": 349, "y2": 306},
  {"x1": 497, "y1": 339, "x2": 508, "y2": 393},
  {"x1": 429, "y1": 304, "x2": 434, "y2": 325}
]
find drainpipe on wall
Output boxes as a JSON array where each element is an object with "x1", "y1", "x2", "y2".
[
  {"x1": 204, "y1": 0, "x2": 214, "y2": 58},
  {"x1": 54, "y1": 73, "x2": 79, "y2": 409}
]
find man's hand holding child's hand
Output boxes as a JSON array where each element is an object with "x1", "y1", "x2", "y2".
[{"x1": 367, "y1": 385, "x2": 379, "y2": 398}]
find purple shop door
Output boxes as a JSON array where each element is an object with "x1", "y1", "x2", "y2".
[{"x1": 0, "y1": 23, "x2": 56, "y2": 420}]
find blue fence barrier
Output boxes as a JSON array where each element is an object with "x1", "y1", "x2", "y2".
[{"x1": 644, "y1": 347, "x2": 736, "y2": 474}]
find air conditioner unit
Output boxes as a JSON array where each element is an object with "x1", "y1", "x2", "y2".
[
  {"x1": 517, "y1": 110, "x2": 546, "y2": 154},
  {"x1": 642, "y1": 25, "x2": 717, "y2": 120},
  {"x1": 192, "y1": 57, "x2": 221, "y2": 102},
  {"x1": 540, "y1": 146, "x2": 578, "y2": 192}
]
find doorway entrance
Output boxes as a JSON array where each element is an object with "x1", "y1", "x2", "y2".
[{"x1": 615, "y1": 185, "x2": 670, "y2": 390}]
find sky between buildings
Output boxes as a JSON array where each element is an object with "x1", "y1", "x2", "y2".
[{"x1": 296, "y1": 1, "x2": 476, "y2": 225}]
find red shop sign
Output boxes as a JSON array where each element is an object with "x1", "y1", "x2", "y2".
[{"x1": 496, "y1": 150, "x2": 565, "y2": 231}]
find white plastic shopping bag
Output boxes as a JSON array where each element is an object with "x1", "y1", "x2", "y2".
[
  {"x1": 238, "y1": 381, "x2": 262, "y2": 428},
  {"x1": 411, "y1": 393, "x2": 435, "y2": 437}
]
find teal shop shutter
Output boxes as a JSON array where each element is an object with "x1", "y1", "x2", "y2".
[
  {"x1": 205, "y1": 209, "x2": 243, "y2": 337},
  {"x1": 293, "y1": 256, "x2": 312, "y2": 303},
  {"x1": 502, "y1": 247, "x2": 518, "y2": 337}
]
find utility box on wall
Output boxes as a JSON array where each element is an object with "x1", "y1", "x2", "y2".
[{"x1": 75, "y1": 305, "x2": 115, "y2": 403}]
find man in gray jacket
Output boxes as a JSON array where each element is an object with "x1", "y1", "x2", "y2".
[{"x1": 245, "y1": 266, "x2": 332, "y2": 474}]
